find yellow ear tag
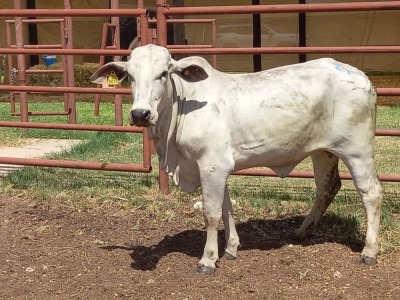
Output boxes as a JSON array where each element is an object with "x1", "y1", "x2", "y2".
[
  {"x1": 107, "y1": 71, "x2": 119, "y2": 86},
  {"x1": 184, "y1": 69, "x2": 190, "y2": 76}
]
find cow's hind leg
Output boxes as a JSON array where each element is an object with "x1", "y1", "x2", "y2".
[
  {"x1": 341, "y1": 155, "x2": 383, "y2": 265},
  {"x1": 295, "y1": 151, "x2": 341, "y2": 239},
  {"x1": 221, "y1": 186, "x2": 240, "y2": 260}
]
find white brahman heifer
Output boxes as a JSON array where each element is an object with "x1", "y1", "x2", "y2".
[{"x1": 91, "y1": 44, "x2": 383, "y2": 275}]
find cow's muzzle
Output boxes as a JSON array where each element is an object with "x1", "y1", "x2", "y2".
[{"x1": 129, "y1": 108, "x2": 151, "y2": 127}]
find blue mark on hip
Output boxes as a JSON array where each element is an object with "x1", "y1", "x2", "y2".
[{"x1": 334, "y1": 63, "x2": 353, "y2": 75}]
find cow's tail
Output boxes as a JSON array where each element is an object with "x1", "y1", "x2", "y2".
[{"x1": 369, "y1": 82, "x2": 378, "y2": 128}]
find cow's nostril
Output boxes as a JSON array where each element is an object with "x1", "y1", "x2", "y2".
[{"x1": 131, "y1": 109, "x2": 151, "y2": 122}]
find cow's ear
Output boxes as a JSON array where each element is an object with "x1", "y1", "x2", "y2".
[
  {"x1": 174, "y1": 64, "x2": 208, "y2": 82},
  {"x1": 90, "y1": 62, "x2": 128, "y2": 84},
  {"x1": 171, "y1": 58, "x2": 209, "y2": 82}
]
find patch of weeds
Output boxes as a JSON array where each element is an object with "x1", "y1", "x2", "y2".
[{"x1": 318, "y1": 212, "x2": 363, "y2": 246}]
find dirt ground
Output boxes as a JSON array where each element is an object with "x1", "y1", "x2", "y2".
[{"x1": 1, "y1": 196, "x2": 399, "y2": 300}]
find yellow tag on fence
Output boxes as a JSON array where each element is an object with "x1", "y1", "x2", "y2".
[{"x1": 107, "y1": 71, "x2": 119, "y2": 86}]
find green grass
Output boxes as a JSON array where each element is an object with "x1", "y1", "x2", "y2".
[
  {"x1": 0, "y1": 100, "x2": 155, "y2": 207},
  {"x1": 376, "y1": 105, "x2": 400, "y2": 128},
  {"x1": 0, "y1": 101, "x2": 131, "y2": 141},
  {"x1": 0, "y1": 101, "x2": 399, "y2": 252}
]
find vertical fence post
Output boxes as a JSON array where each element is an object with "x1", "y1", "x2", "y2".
[
  {"x1": 156, "y1": 0, "x2": 168, "y2": 47},
  {"x1": 13, "y1": 0, "x2": 29, "y2": 122},
  {"x1": 138, "y1": 3, "x2": 153, "y2": 178},
  {"x1": 156, "y1": 0, "x2": 170, "y2": 194},
  {"x1": 211, "y1": 20, "x2": 217, "y2": 68},
  {"x1": 252, "y1": 0, "x2": 262, "y2": 72},
  {"x1": 110, "y1": 0, "x2": 123, "y2": 126},
  {"x1": 64, "y1": 0, "x2": 76, "y2": 124},
  {"x1": 299, "y1": 0, "x2": 307, "y2": 63},
  {"x1": 138, "y1": 0, "x2": 148, "y2": 46}
]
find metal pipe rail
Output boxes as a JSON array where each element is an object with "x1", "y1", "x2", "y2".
[
  {"x1": 0, "y1": 120, "x2": 396, "y2": 137},
  {"x1": 234, "y1": 169, "x2": 400, "y2": 182},
  {"x1": 1, "y1": 85, "x2": 399, "y2": 97},
  {"x1": 0, "y1": 9, "x2": 147, "y2": 17},
  {"x1": 162, "y1": 2, "x2": 400, "y2": 15},
  {"x1": 168, "y1": 46, "x2": 400, "y2": 55},
  {"x1": 6, "y1": 18, "x2": 64, "y2": 23},
  {"x1": 0, "y1": 121, "x2": 143, "y2": 133},
  {"x1": 0, "y1": 157, "x2": 151, "y2": 173},
  {"x1": 2, "y1": 46, "x2": 400, "y2": 55},
  {"x1": 0, "y1": 85, "x2": 131, "y2": 94},
  {"x1": 0, "y1": 120, "x2": 151, "y2": 173},
  {"x1": 1, "y1": 2, "x2": 400, "y2": 18}
]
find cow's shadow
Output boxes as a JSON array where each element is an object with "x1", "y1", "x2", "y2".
[{"x1": 101, "y1": 214, "x2": 364, "y2": 271}]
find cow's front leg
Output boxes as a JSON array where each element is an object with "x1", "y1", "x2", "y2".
[{"x1": 197, "y1": 169, "x2": 228, "y2": 275}]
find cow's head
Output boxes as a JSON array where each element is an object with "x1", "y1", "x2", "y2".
[{"x1": 90, "y1": 44, "x2": 208, "y2": 127}]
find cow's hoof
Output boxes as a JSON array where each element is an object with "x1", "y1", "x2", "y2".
[
  {"x1": 221, "y1": 252, "x2": 237, "y2": 261},
  {"x1": 196, "y1": 264, "x2": 215, "y2": 275},
  {"x1": 294, "y1": 228, "x2": 307, "y2": 240},
  {"x1": 361, "y1": 256, "x2": 377, "y2": 266},
  {"x1": 294, "y1": 225, "x2": 315, "y2": 241}
]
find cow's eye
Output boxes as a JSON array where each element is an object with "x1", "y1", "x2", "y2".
[{"x1": 159, "y1": 71, "x2": 168, "y2": 80}]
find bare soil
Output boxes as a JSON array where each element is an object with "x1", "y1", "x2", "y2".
[{"x1": 1, "y1": 196, "x2": 399, "y2": 300}]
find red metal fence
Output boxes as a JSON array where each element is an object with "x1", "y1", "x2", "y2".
[{"x1": 0, "y1": 1, "x2": 399, "y2": 195}]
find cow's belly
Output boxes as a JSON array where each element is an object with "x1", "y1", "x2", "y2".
[
  {"x1": 232, "y1": 144, "x2": 310, "y2": 176},
  {"x1": 229, "y1": 99, "x2": 327, "y2": 175}
]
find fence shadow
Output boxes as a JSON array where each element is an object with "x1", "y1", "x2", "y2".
[{"x1": 101, "y1": 214, "x2": 364, "y2": 271}]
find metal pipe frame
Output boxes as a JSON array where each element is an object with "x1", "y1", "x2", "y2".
[
  {"x1": 154, "y1": 0, "x2": 400, "y2": 192},
  {"x1": 0, "y1": 6, "x2": 157, "y2": 191},
  {"x1": 1, "y1": 2, "x2": 400, "y2": 191},
  {"x1": 6, "y1": 8, "x2": 70, "y2": 120}
]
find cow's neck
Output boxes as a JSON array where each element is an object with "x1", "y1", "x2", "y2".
[{"x1": 150, "y1": 76, "x2": 181, "y2": 173}]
